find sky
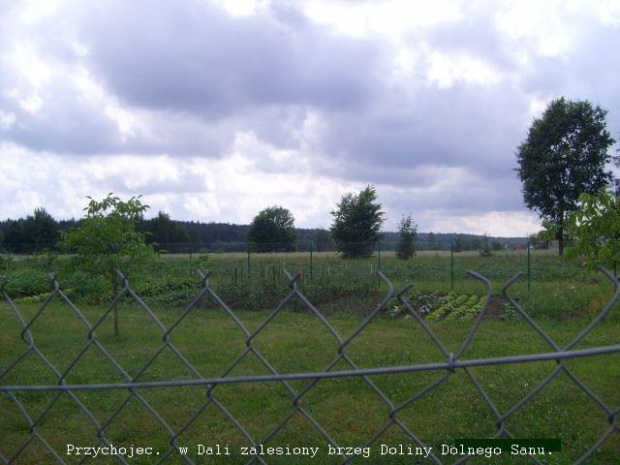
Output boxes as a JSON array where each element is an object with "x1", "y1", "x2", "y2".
[{"x1": 1, "y1": 0, "x2": 619, "y2": 236}]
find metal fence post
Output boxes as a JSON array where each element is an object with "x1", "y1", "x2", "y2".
[
  {"x1": 450, "y1": 243, "x2": 454, "y2": 291},
  {"x1": 527, "y1": 239, "x2": 531, "y2": 292},
  {"x1": 377, "y1": 243, "x2": 381, "y2": 270},
  {"x1": 310, "y1": 241, "x2": 314, "y2": 281}
]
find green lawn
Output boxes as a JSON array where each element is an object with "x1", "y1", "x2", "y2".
[
  {"x1": 1, "y1": 250, "x2": 618, "y2": 464},
  {"x1": 1, "y1": 287, "x2": 619, "y2": 464}
]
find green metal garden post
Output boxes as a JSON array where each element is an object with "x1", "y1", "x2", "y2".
[
  {"x1": 527, "y1": 238, "x2": 531, "y2": 292},
  {"x1": 377, "y1": 243, "x2": 381, "y2": 270},
  {"x1": 450, "y1": 243, "x2": 454, "y2": 291},
  {"x1": 310, "y1": 241, "x2": 314, "y2": 281},
  {"x1": 247, "y1": 244, "x2": 251, "y2": 276}
]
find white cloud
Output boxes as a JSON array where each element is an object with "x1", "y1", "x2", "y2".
[
  {"x1": 0, "y1": 110, "x2": 16, "y2": 129},
  {"x1": 303, "y1": 0, "x2": 463, "y2": 38},
  {"x1": 209, "y1": 0, "x2": 270, "y2": 17},
  {"x1": 430, "y1": 211, "x2": 541, "y2": 237},
  {"x1": 18, "y1": 94, "x2": 43, "y2": 113},
  {"x1": 594, "y1": 0, "x2": 620, "y2": 25},
  {"x1": 0, "y1": 142, "x2": 353, "y2": 228},
  {"x1": 426, "y1": 51, "x2": 503, "y2": 88}
]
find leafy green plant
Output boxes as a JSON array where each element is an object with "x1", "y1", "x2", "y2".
[
  {"x1": 248, "y1": 206, "x2": 297, "y2": 253},
  {"x1": 565, "y1": 188, "x2": 620, "y2": 274},
  {"x1": 396, "y1": 214, "x2": 417, "y2": 260},
  {"x1": 331, "y1": 185, "x2": 385, "y2": 258},
  {"x1": 60, "y1": 193, "x2": 154, "y2": 335},
  {"x1": 427, "y1": 292, "x2": 484, "y2": 321},
  {"x1": 0, "y1": 249, "x2": 11, "y2": 271},
  {"x1": 1, "y1": 268, "x2": 50, "y2": 298},
  {"x1": 479, "y1": 233, "x2": 493, "y2": 257}
]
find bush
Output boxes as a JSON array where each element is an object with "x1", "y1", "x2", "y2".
[{"x1": 2, "y1": 268, "x2": 50, "y2": 298}]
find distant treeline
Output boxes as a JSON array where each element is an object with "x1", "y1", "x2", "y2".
[{"x1": 0, "y1": 208, "x2": 526, "y2": 254}]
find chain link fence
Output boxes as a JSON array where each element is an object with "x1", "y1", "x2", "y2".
[{"x1": 1, "y1": 268, "x2": 619, "y2": 464}]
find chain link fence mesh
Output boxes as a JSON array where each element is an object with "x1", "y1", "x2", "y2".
[{"x1": 1, "y1": 268, "x2": 619, "y2": 464}]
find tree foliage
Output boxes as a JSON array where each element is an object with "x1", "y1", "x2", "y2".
[
  {"x1": 396, "y1": 214, "x2": 417, "y2": 260},
  {"x1": 142, "y1": 211, "x2": 189, "y2": 251},
  {"x1": 2, "y1": 208, "x2": 58, "y2": 253},
  {"x1": 61, "y1": 193, "x2": 154, "y2": 335},
  {"x1": 187, "y1": 223, "x2": 202, "y2": 253},
  {"x1": 453, "y1": 234, "x2": 464, "y2": 252},
  {"x1": 479, "y1": 232, "x2": 492, "y2": 257},
  {"x1": 565, "y1": 189, "x2": 620, "y2": 274},
  {"x1": 529, "y1": 230, "x2": 550, "y2": 250},
  {"x1": 331, "y1": 185, "x2": 385, "y2": 258},
  {"x1": 248, "y1": 206, "x2": 297, "y2": 252},
  {"x1": 314, "y1": 229, "x2": 335, "y2": 252},
  {"x1": 427, "y1": 232, "x2": 438, "y2": 250},
  {"x1": 516, "y1": 97, "x2": 614, "y2": 255}
]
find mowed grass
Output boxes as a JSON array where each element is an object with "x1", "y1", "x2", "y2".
[{"x1": 1, "y1": 286, "x2": 620, "y2": 465}]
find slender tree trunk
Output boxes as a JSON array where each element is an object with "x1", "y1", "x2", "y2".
[
  {"x1": 113, "y1": 281, "x2": 119, "y2": 336},
  {"x1": 557, "y1": 212, "x2": 565, "y2": 256}
]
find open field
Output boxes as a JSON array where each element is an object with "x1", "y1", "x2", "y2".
[{"x1": 1, "y1": 250, "x2": 619, "y2": 464}]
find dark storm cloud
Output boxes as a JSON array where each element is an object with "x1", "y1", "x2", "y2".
[
  {"x1": 0, "y1": 0, "x2": 386, "y2": 157},
  {"x1": 424, "y1": 15, "x2": 518, "y2": 72},
  {"x1": 0, "y1": 81, "x2": 122, "y2": 155},
  {"x1": 522, "y1": 23, "x2": 620, "y2": 134},
  {"x1": 313, "y1": 82, "x2": 530, "y2": 185},
  {"x1": 78, "y1": 0, "x2": 384, "y2": 117},
  {"x1": 308, "y1": 8, "x2": 620, "y2": 193},
  {"x1": 0, "y1": 85, "x2": 233, "y2": 157}
]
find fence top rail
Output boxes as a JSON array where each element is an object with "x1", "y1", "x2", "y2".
[{"x1": 2, "y1": 344, "x2": 619, "y2": 393}]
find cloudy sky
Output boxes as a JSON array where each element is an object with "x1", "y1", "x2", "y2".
[{"x1": 1, "y1": 0, "x2": 619, "y2": 236}]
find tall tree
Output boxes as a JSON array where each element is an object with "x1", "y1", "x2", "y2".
[
  {"x1": 187, "y1": 222, "x2": 202, "y2": 253},
  {"x1": 479, "y1": 232, "x2": 492, "y2": 257},
  {"x1": 331, "y1": 185, "x2": 385, "y2": 258},
  {"x1": 615, "y1": 144, "x2": 620, "y2": 196},
  {"x1": 28, "y1": 208, "x2": 58, "y2": 250},
  {"x1": 2, "y1": 208, "x2": 58, "y2": 253},
  {"x1": 427, "y1": 231, "x2": 438, "y2": 250},
  {"x1": 453, "y1": 234, "x2": 464, "y2": 252},
  {"x1": 144, "y1": 211, "x2": 189, "y2": 252},
  {"x1": 396, "y1": 214, "x2": 417, "y2": 260},
  {"x1": 516, "y1": 98, "x2": 614, "y2": 255},
  {"x1": 248, "y1": 206, "x2": 297, "y2": 252}
]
